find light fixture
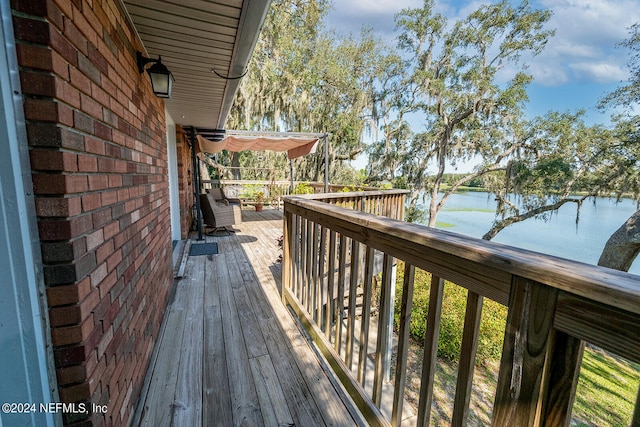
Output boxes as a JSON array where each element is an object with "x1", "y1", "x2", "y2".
[{"x1": 137, "y1": 51, "x2": 174, "y2": 98}]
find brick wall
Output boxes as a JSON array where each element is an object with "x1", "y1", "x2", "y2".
[{"x1": 12, "y1": 0, "x2": 174, "y2": 425}]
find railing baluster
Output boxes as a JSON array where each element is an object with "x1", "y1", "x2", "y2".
[
  {"x1": 282, "y1": 210, "x2": 292, "y2": 303},
  {"x1": 632, "y1": 385, "x2": 640, "y2": 427},
  {"x1": 452, "y1": 290, "x2": 483, "y2": 426},
  {"x1": 317, "y1": 225, "x2": 327, "y2": 329},
  {"x1": 311, "y1": 222, "x2": 319, "y2": 322},
  {"x1": 539, "y1": 329, "x2": 584, "y2": 425},
  {"x1": 357, "y1": 246, "x2": 376, "y2": 386},
  {"x1": 335, "y1": 234, "x2": 347, "y2": 356},
  {"x1": 492, "y1": 276, "x2": 559, "y2": 427},
  {"x1": 417, "y1": 275, "x2": 445, "y2": 427},
  {"x1": 293, "y1": 214, "x2": 301, "y2": 301},
  {"x1": 305, "y1": 218, "x2": 313, "y2": 313},
  {"x1": 325, "y1": 230, "x2": 337, "y2": 340},
  {"x1": 391, "y1": 263, "x2": 416, "y2": 426},
  {"x1": 346, "y1": 238, "x2": 361, "y2": 370},
  {"x1": 373, "y1": 254, "x2": 394, "y2": 407},
  {"x1": 299, "y1": 216, "x2": 307, "y2": 306}
]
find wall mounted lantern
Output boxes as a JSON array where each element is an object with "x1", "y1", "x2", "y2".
[{"x1": 137, "y1": 51, "x2": 174, "y2": 98}]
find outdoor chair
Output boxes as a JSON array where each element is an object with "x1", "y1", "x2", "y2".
[
  {"x1": 200, "y1": 193, "x2": 241, "y2": 234},
  {"x1": 208, "y1": 187, "x2": 242, "y2": 224}
]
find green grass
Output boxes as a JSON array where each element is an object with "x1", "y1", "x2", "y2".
[
  {"x1": 572, "y1": 347, "x2": 640, "y2": 426},
  {"x1": 394, "y1": 264, "x2": 640, "y2": 426},
  {"x1": 442, "y1": 206, "x2": 495, "y2": 213},
  {"x1": 435, "y1": 221, "x2": 456, "y2": 228}
]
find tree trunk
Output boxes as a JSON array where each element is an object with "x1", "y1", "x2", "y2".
[
  {"x1": 597, "y1": 209, "x2": 640, "y2": 272},
  {"x1": 231, "y1": 152, "x2": 241, "y2": 180}
]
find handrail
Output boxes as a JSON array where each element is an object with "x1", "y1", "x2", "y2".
[{"x1": 281, "y1": 191, "x2": 640, "y2": 426}]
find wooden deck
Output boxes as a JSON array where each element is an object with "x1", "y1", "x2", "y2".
[{"x1": 134, "y1": 208, "x2": 361, "y2": 426}]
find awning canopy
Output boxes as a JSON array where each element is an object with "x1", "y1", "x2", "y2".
[{"x1": 195, "y1": 130, "x2": 328, "y2": 159}]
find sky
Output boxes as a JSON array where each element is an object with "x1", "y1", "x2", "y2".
[{"x1": 325, "y1": 0, "x2": 640, "y2": 171}]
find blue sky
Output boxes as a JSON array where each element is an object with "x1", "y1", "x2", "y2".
[
  {"x1": 326, "y1": 0, "x2": 639, "y2": 123},
  {"x1": 326, "y1": 0, "x2": 640, "y2": 171}
]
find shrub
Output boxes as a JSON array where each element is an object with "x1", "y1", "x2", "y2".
[
  {"x1": 292, "y1": 182, "x2": 314, "y2": 195},
  {"x1": 394, "y1": 262, "x2": 507, "y2": 365}
]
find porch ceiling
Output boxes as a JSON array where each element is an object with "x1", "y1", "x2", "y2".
[{"x1": 122, "y1": 0, "x2": 270, "y2": 129}]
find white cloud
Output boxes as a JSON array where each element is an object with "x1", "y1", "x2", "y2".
[
  {"x1": 531, "y1": 0, "x2": 640, "y2": 85},
  {"x1": 569, "y1": 61, "x2": 629, "y2": 83},
  {"x1": 331, "y1": 0, "x2": 422, "y2": 16}
]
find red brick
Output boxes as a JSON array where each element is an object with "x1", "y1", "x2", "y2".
[
  {"x1": 80, "y1": 288, "x2": 101, "y2": 318},
  {"x1": 93, "y1": 208, "x2": 112, "y2": 227},
  {"x1": 78, "y1": 53, "x2": 101, "y2": 84},
  {"x1": 69, "y1": 65, "x2": 92, "y2": 95},
  {"x1": 81, "y1": 92, "x2": 103, "y2": 119},
  {"x1": 103, "y1": 221, "x2": 119, "y2": 240},
  {"x1": 45, "y1": 0, "x2": 64, "y2": 30},
  {"x1": 86, "y1": 354, "x2": 107, "y2": 395},
  {"x1": 86, "y1": 229, "x2": 104, "y2": 251},
  {"x1": 54, "y1": 344, "x2": 87, "y2": 367},
  {"x1": 24, "y1": 99, "x2": 58, "y2": 122},
  {"x1": 56, "y1": 364, "x2": 87, "y2": 386},
  {"x1": 46, "y1": 278, "x2": 91, "y2": 306},
  {"x1": 72, "y1": 5, "x2": 98, "y2": 46},
  {"x1": 77, "y1": 154, "x2": 98, "y2": 172},
  {"x1": 16, "y1": 44, "x2": 54, "y2": 72},
  {"x1": 101, "y1": 190, "x2": 118, "y2": 206},
  {"x1": 21, "y1": 71, "x2": 57, "y2": 97},
  {"x1": 81, "y1": 193, "x2": 101, "y2": 212},
  {"x1": 35, "y1": 196, "x2": 81, "y2": 217},
  {"x1": 49, "y1": 304, "x2": 81, "y2": 326},
  {"x1": 94, "y1": 121, "x2": 112, "y2": 140},
  {"x1": 11, "y1": 0, "x2": 47, "y2": 16},
  {"x1": 88, "y1": 174, "x2": 108, "y2": 191},
  {"x1": 57, "y1": 80, "x2": 81, "y2": 108},
  {"x1": 50, "y1": 27, "x2": 77, "y2": 66},
  {"x1": 33, "y1": 174, "x2": 84, "y2": 195},
  {"x1": 63, "y1": 14, "x2": 88, "y2": 55},
  {"x1": 30, "y1": 149, "x2": 77, "y2": 171},
  {"x1": 90, "y1": 262, "x2": 108, "y2": 287},
  {"x1": 12, "y1": 16, "x2": 50, "y2": 44},
  {"x1": 58, "y1": 381, "x2": 90, "y2": 402},
  {"x1": 52, "y1": 0, "x2": 72, "y2": 17},
  {"x1": 108, "y1": 175, "x2": 122, "y2": 188},
  {"x1": 96, "y1": 324, "x2": 113, "y2": 359},
  {"x1": 105, "y1": 249, "x2": 122, "y2": 274},
  {"x1": 38, "y1": 218, "x2": 72, "y2": 240},
  {"x1": 88, "y1": 44, "x2": 108, "y2": 76},
  {"x1": 95, "y1": 240, "x2": 114, "y2": 264},
  {"x1": 85, "y1": 137, "x2": 105, "y2": 155}
]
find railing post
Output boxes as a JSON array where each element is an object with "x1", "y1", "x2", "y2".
[{"x1": 492, "y1": 276, "x2": 559, "y2": 427}]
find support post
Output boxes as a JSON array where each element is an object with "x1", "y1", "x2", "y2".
[
  {"x1": 190, "y1": 127, "x2": 203, "y2": 241},
  {"x1": 324, "y1": 134, "x2": 329, "y2": 193}
]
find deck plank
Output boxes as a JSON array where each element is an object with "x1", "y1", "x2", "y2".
[
  {"x1": 133, "y1": 208, "x2": 358, "y2": 427},
  {"x1": 216, "y1": 252, "x2": 264, "y2": 426},
  {"x1": 138, "y1": 260, "x2": 190, "y2": 426},
  {"x1": 249, "y1": 354, "x2": 295, "y2": 426},
  {"x1": 172, "y1": 256, "x2": 205, "y2": 426},
  {"x1": 203, "y1": 251, "x2": 233, "y2": 427}
]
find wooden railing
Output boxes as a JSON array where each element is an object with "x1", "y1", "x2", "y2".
[{"x1": 281, "y1": 191, "x2": 640, "y2": 426}]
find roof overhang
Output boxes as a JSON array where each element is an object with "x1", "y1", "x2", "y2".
[{"x1": 122, "y1": 0, "x2": 271, "y2": 129}]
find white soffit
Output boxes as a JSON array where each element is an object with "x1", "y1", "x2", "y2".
[{"x1": 122, "y1": 0, "x2": 271, "y2": 128}]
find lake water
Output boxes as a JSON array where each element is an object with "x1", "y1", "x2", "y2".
[{"x1": 417, "y1": 192, "x2": 640, "y2": 275}]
